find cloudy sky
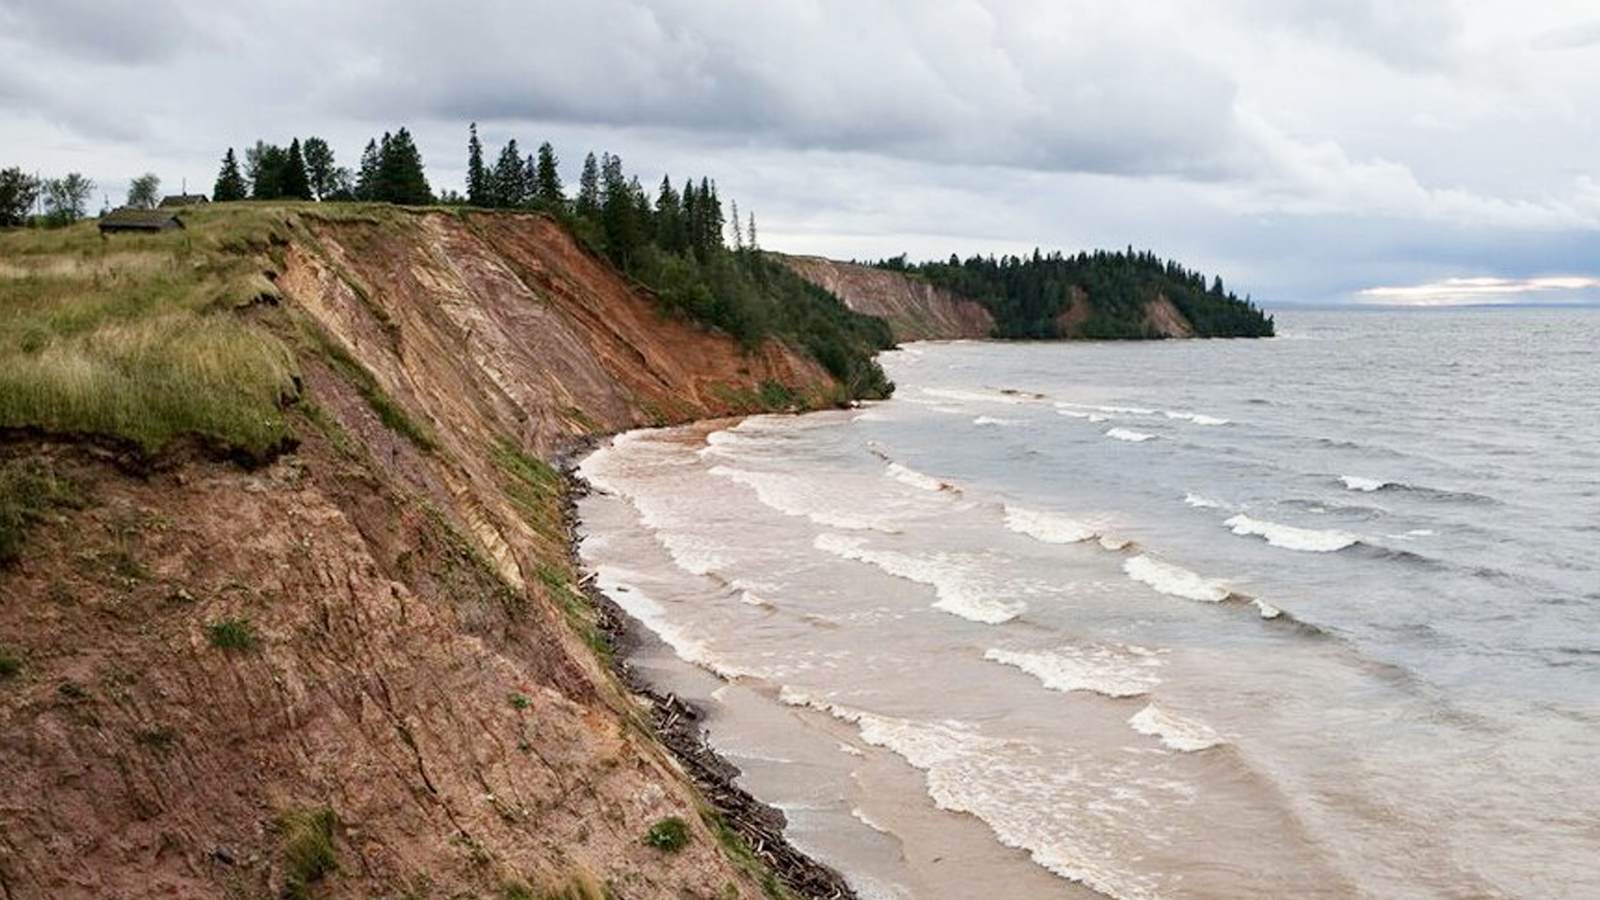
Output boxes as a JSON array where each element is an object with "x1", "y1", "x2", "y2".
[{"x1": 3, "y1": 0, "x2": 1598, "y2": 306}]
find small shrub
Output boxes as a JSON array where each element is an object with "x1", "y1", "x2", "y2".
[
  {"x1": 280, "y1": 806, "x2": 339, "y2": 899},
  {"x1": 507, "y1": 692, "x2": 531, "y2": 710},
  {"x1": 206, "y1": 617, "x2": 258, "y2": 651},
  {"x1": 0, "y1": 647, "x2": 22, "y2": 678},
  {"x1": 644, "y1": 816, "x2": 691, "y2": 853}
]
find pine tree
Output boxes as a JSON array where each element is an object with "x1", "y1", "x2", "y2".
[
  {"x1": 490, "y1": 139, "x2": 525, "y2": 208},
  {"x1": 282, "y1": 138, "x2": 313, "y2": 200},
  {"x1": 247, "y1": 142, "x2": 288, "y2": 199},
  {"x1": 730, "y1": 199, "x2": 743, "y2": 251},
  {"x1": 575, "y1": 152, "x2": 601, "y2": 219},
  {"x1": 466, "y1": 123, "x2": 489, "y2": 207},
  {"x1": 355, "y1": 138, "x2": 381, "y2": 201},
  {"x1": 747, "y1": 211, "x2": 758, "y2": 251},
  {"x1": 533, "y1": 142, "x2": 564, "y2": 211}
]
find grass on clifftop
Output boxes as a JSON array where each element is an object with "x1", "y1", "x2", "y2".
[{"x1": 0, "y1": 207, "x2": 311, "y2": 459}]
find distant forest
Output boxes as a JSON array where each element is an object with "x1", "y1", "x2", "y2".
[{"x1": 877, "y1": 250, "x2": 1275, "y2": 339}]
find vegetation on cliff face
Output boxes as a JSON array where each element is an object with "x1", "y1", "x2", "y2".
[
  {"x1": 877, "y1": 248, "x2": 1274, "y2": 339},
  {"x1": 0, "y1": 203, "x2": 841, "y2": 899}
]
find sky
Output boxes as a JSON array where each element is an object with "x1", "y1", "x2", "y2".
[{"x1": 2, "y1": 0, "x2": 1598, "y2": 307}]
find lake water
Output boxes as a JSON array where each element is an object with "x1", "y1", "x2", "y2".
[{"x1": 576, "y1": 309, "x2": 1600, "y2": 900}]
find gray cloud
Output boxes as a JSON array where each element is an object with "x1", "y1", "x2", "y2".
[{"x1": 1, "y1": 0, "x2": 1596, "y2": 306}]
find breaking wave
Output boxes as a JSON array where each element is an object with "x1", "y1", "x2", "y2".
[
  {"x1": 1224, "y1": 514, "x2": 1359, "y2": 553},
  {"x1": 814, "y1": 533, "x2": 1027, "y2": 624},
  {"x1": 1128, "y1": 704, "x2": 1225, "y2": 752},
  {"x1": 1124, "y1": 555, "x2": 1232, "y2": 603},
  {"x1": 985, "y1": 645, "x2": 1163, "y2": 698},
  {"x1": 1004, "y1": 505, "x2": 1099, "y2": 544}
]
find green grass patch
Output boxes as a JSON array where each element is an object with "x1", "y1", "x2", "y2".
[
  {"x1": 0, "y1": 456, "x2": 83, "y2": 566},
  {"x1": 279, "y1": 806, "x2": 339, "y2": 899},
  {"x1": 702, "y1": 810, "x2": 789, "y2": 900},
  {"x1": 205, "y1": 617, "x2": 258, "y2": 651},
  {"x1": 643, "y1": 816, "x2": 692, "y2": 853},
  {"x1": 300, "y1": 324, "x2": 438, "y2": 452},
  {"x1": 0, "y1": 211, "x2": 302, "y2": 459},
  {"x1": 492, "y1": 440, "x2": 563, "y2": 540}
]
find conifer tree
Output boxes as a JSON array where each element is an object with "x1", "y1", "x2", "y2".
[
  {"x1": 376, "y1": 128, "x2": 432, "y2": 204},
  {"x1": 282, "y1": 138, "x2": 313, "y2": 200},
  {"x1": 212, "y1": 148, "x2": 247, "y2": 201},
  {"x1": 490, "y1": 139, "x2": 525, "y2": 208},
  {"x1": 466, "y1": 123, "x2": 489, "y2": 207},
  {"x1": 730, "y1": 199, "x2": 743, "y2": 251},
  {"x1": 247, "y1": 142, "x2": 288, "y2": 199},
  {"x1": 747, "y1": 211, "x2": 758, "y2": 251},
  {"x1": 355, "y1": 139, "x2": 381, "y2": 201},
  {"x1": 533, "y1": 142, "x2": 564, "y2": 211},
  {"x1": 575, "y1": 153, "x2": 601, "y2": 219},
  {"x1": 654, "y1": 175, "x2": 684, "y2": 253}
]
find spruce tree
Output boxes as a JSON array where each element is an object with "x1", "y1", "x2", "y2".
[
  {"x1": 747, "y1": 211, "x2": 758, "y2": 251},
  {"x1": 490, "y1": 139, "x2": 525, "y2": 208},
  {"x1": 302, "y1": 137, "x2": 347, "y2": 200},
  {"x1": 533, "y1": 142, "x2": 564, "y2": 211},
  {"x1": 575, "y1": 152, "x2": 601, "y2": 219},
  {"x1": 282, "y1": 138, "x2": 313, "y2": 200},
  {"x1": 355, "y1": 138, "x2": 381, "y2": 201},
  {"x1": 466, "y1": 123, "x2": 489, "y2": 207},
  {"x1": 376, "y1": 128, "x2": 432, "y2": 204},
  {"x1": 212, "y1": 148, "x2": 247, "y2": 201},
  {"x1": 654, "y1": 175, "x2": 684, "y2": 253}
]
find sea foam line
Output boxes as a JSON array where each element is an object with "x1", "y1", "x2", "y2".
[
  {"x1": 1128, "y1": 704, "x2": 1225, "y2": 752},
  {"x1": 1224, "y1": 514, "x2": 1358, "y2": 553},
  {"x1": 1004, "y1": 505, "x2": 1098, "y2": 544},
  {"x1": 1106, "y1": 428, "x2": 1156, "y2": 443},
  {"x1": 814, "y1": 533, "x2": 1026, "y2": 624},
  {"x1": 1124, "y1": 555, "x2": 1232, "y2": 603},
  {"x1": 985, "y1": 645, "x2": 1163, "y2": 698}
]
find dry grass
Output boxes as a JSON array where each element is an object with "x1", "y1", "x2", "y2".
[{"x1": 0, "y1": 208, "x2": 304, "y2": 458}]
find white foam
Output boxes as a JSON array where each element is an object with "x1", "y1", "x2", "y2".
[
  {"x1": 1004, "y1": 505, "x2": 1098, "y2": 544},
  {"x1": 814, "y1": 533, "x2": 1026, "y2": 624},
  {"x1": 985, "y1": 645, "x2": 1163, "y2": 698},
  {"x1": 1128, "y1": 704, "x2": 1225, "y2": 752},
  {"x1": 779, "y1": 695, "x2": 1182, "y2": 900},
  {"x1": 1224, "y1": 514, "x2": 1358, "y2": 553},
  {"x1": 1106, "y1": 428, "x2": 1156, "y2": 443},
  {"x1": 886, "y1": 462, "x2": 949, "y2": 493},
  {"x1": 1340, "y1": 475, "x2": 1389, "y2": 492},
  {"x1": 1059, "y1": 402, "x2": 1157, "y2": 417},
  {"x1": 1183, "y1": 493, "x2": 1224, "y2": 510},
  {"x1": 1252, "y1": 598, "x2": 1284, "y2": 619},
  {"x1": 712, "y1": 465, "x2": 899, "y2": 532},
  {"x1": 1164, "y1": 411, "x2": 1231, "y2": 426},
  {"x1": 1124, "y1": 555, "x2": 1231, "y2": 603},
  {"x1": 593, "y1": 570, "x2": 758, "y2": 681},
  {"x1": 973, "y1": 415, "x2": 1016, "y2": 427}
]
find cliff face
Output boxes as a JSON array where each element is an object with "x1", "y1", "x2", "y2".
[
  {"x1": 776, "y1": 255, "x2": 994, "y2": 342},
  {"x1": 0, "y1": 209, "x2": 835, "y2": 899}
]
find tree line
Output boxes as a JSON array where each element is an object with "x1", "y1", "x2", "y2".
[{"x1": 878, "y1": 248, "x2": 1275, "y2": 338}]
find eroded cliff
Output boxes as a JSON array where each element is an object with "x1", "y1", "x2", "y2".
[
  {"x1": 775, "y1": 255, "x2": 994, "y2": 342},
  {"x1": 0, "y1": 206, "x2": 841, "y2": 899}
]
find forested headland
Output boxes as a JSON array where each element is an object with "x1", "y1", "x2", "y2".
[{"x1": 876, "y1": 249, "x2": 1275, "y2": 339}]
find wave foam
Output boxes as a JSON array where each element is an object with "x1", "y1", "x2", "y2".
[
  {"x1": 1224, "y1": 514, "x2": 1358, "y2": 552},
  {"x1": 1124, "y1": 555, "x2": 1231, "y2": 603},
  {"x1": 1128, "y1": 704, "x2": 1224, "y2": 752},
  {"x1": 1183, "y1": 493, "x2": 1224, "y2": 510},
  {"x1": 814, "y1": 533, "x2": 1026, "y2": 624},
  {"x1": 973, "y1": 415, "x2": 1016, "y2": 427},
  {"x1": 1340, "y1": 475, "x2": 1389, "y2": 492},
  {"x1": 1004, "y1": 505, "x2": 1098, "y2": 544},
  {"x1": 1106, "y1": 428, "x2": 1156, "y2": 443},
  {"x1": 712, "y1": 465, "x2": 899, "y2": 532},
  {"x1": 985, "y1": 645, "x2": 1163, "y2": 698},
  {"x1": 886, "y1": 462, "x2": 950, "y2": 493},
  {"x1": 1164, "y1": 411, "x2": 1231, "y2": 426}
]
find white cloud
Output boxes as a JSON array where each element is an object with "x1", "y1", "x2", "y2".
[{"x1": 1358, "y1": 276, "x2": 1600, "y2": 306}]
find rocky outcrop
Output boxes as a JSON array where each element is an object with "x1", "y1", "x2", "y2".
[
  {"x1": 0, "y1": 209, "x2": 843, "y2": 900},
  {"x1": 777, "y1": 254, "x2": 993, "y2": 342}
]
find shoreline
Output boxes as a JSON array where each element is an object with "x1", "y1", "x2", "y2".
[{"x1": 559, "y1": 446, "x2": 860, "y2": 900}]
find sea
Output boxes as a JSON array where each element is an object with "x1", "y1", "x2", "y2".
[{"x1": 575, "y1": 309, "x2": 1600, "y2": 900}]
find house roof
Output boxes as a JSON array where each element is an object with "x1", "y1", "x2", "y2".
[
  {"x1": 98, "y1": 208, "x2": 185, "y2": 232},
  {"x1": 159, "y1": 194, "x2": 209, "y2": 207}
]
